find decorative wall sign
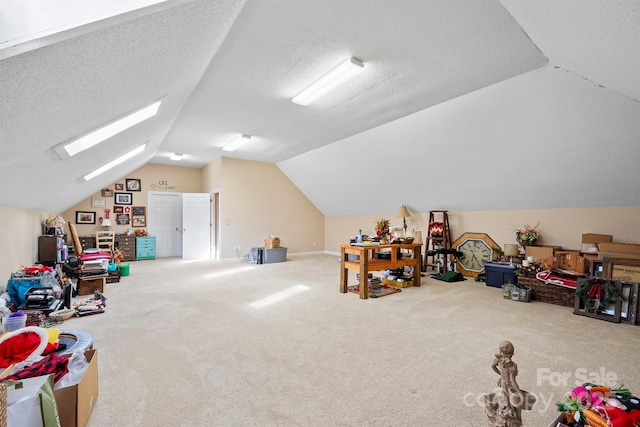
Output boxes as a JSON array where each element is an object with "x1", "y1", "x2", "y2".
[
  {"x1": 114, "y1": 192, "x2": 132, "y2": 205},
  {"x1": 101, "y1": 189, "x2": 113, "y2": 197},
  {"x1": 116, "y1": 214, "x2": 130, "y2": 225},
  {"x1": 76, "y1": 211, "x2": 96, "y2": 224},
  {"x1": 114, "y1": 206, "x2": 124, "y2": 213},
  {"x1": 150, "y1": 180, "x2": 179, "y2": 190},
  {"x1": 126, "y1": 179, "x2": 141, "y2": 191}
]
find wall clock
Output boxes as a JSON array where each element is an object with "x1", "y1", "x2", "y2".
[{"x1": 452, "y1": 232, "x2": 500, "y2": 277}]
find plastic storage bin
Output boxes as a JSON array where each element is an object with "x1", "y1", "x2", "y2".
[
  {"x1": 251, "y1": 247, "x2": 264, "y2": 264},
  {"x1": 484, "y1": 262, "x2": 517, "y2": 288},
  {"x1": 263, "y1": 247, "x2": 287, "y2": 264},
  {"x1": 2, "y1": 313, "x2": 27, "y2": 333}
]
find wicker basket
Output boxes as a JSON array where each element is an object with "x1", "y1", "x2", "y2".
[{"x1": 516, "y1": 276, "x2": 575, "y2": 307}]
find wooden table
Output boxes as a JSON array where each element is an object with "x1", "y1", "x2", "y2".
[{"x1": 339, "y1": 242, "x2": 423, "y2": 299}]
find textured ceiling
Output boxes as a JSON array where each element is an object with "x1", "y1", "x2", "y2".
[{"x1": 1, "y1": 0, "x2": 639, "y2": 215}]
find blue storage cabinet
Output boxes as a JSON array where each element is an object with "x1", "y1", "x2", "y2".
[{"x1": 136, "y1": 236, "x2": 156, "y2": 260}]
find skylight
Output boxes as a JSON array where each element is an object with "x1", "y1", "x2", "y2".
[{"x1": 0, "y1": 0, "x2": 168, "y2": 59}]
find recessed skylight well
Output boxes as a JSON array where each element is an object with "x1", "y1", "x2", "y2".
[
  {"x1": 80, "y1": 143, "x2": 147, "y2": 182},
  {"x1": 53, "y1": 100, "x2": 161, "y2": 159},
  {"x1": 292, "y1": 57, "x2": 365, "y2": 106}
]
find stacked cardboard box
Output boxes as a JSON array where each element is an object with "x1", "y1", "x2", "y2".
[{"x1": 54, "y1": 349, "x2": 99, "y2": 427}]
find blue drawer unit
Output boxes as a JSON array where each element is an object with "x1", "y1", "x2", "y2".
[{"x1": 136, "y1": 236, "x2": 156, "y2": 260}]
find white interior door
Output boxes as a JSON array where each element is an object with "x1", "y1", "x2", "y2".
[
  {"x1": 182, "y1": 193, "x2": 211, "y2": 259},
  {"x1": 148, "y1": 192, "x2": 182, "y2": 257}
]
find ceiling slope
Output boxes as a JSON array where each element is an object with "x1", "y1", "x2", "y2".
[
  {"x1": 2, "y1": 0, "x2": 639, "y2": 216},
  {"x1": 279, "y1": 0, "x2": 640, "y2": 215},
  {"x1": 156, "y1": 0, "x2": 547, "y2": 167},
  {"x1": 0, "y1": 0, "x2": 246, "y2": 212}
]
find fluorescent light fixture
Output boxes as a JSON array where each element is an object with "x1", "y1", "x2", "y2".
[
  {"x1": 80, "y1": 143, "x2": 146, "y2": 182},
  {"x1": 222, "y1": 134, "x2": 252, "y2": 152},
  {"x1": 169, "y1": 153, "x2": 183, "y2": 161},
  {"x1": 292, "y1": 57, "x2": 364, "y2": 106},
  {"x1": 53, "y1": 100, "x2": 161, "y2": 159}
]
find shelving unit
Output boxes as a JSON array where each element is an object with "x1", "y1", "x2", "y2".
[
  {"x1": 38, "y1": 235, "x2": 64, "y2": 265},
  {"x1": 424, "y1": 210, "x2": 452, "y2": 272}
]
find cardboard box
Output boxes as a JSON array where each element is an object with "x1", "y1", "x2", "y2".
[
  {"x1": 611, "y1": 264, "x2": 640, "y2": 283},
  {"x1": 582, "y1": 233, "x2": 613, "y2": 244},
  {"x1": 525, "y1": 245, "x2": 561, "y2": 263},
  {"x1": 599, "y1": 243, "x2": 640, "y2": 260},
  {"x1": 264, "y1": 236, "x2": 280, "y2": 249},
  {"x1": 555, "y1": 250, "x2": 588, "y2": 274},
  {"x1": 54, "y1": 349, "x2": 99, "y2": 427},
  {"x1": 382, "y1": 278, "x2": 414, "y2": 288},
  {"x1": 581, "y1": 234, "x2": 613, "y2": 254},
  {"x1": 77, "y1": 277, "x2": 105, "y2": 296}
]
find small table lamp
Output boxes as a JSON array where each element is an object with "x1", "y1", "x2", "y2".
[
  {"x1": 397, "y1": 205, "x2": 411, "y2": 237},
  {"x1": 101, "y1": 218, "x2": 112, "y2": 228},
  {"x1": 504, "y1": 244, "x2": 519, "y2": 266}
]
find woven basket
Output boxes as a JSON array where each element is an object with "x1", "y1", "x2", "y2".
[
  {"x1": 517, "y1": 276, "x2": 575, "y2": 307},
  {"x1": 0, "y1": 382, "x2": 6, "y2": 427}
]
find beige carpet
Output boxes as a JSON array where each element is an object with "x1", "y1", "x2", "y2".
[{"x1": 59, "y1": 255, "x2": 640, "y2": 426}]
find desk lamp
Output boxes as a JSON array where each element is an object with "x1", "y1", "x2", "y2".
[
  {"x1": 397, "y1": 205, "x2": 411, "y2": 237},
  {"x1": 101, "y1": 209, "x2": 112, "y2": 229},
  {"x1": 504, "y1": 244, "x2": 519, "y2": 266}
]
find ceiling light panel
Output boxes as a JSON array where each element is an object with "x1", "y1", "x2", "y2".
[
  {"x1": 223, "y1": 134, "x2": 252, "y2": 152},
  {"x1": 292, "y1": 57, "x2": 364, "y2": 106}
]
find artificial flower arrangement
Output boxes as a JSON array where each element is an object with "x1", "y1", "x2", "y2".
[
  {"x1": 374, "y1": 217, "x2": 391, "y2": 242},
  {"x1": 556, "y1": 383, "x2": 640, "y2": 426},
  {"x1": 43, "y1": 214, "x2": 66, "y2": 229},
  {"x1": 514, "y1": 223, "x2": 539, "y2": 248}
]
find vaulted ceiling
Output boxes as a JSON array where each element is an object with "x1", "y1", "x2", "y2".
[{"x1": 1, "y1": 0, "x2": 639, "y2": 215}]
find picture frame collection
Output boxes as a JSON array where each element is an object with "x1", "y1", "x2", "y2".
[{"x1": 78, "y1": 179, "x2": 146, "y2": 228}]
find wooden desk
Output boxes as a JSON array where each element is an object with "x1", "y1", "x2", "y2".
[{"x1": 339, "y1": 242, "x2": 423, "y2": 299}]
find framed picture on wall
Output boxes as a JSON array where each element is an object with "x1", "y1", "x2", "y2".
[
  {"x1": 115, "y1": 183, "x2": 124, "y2": 191},
  {"x1": 126, "y1": 179, "x2": 141, "y2": 191},
  {"x1": 114, "y1": 192, "x2": 132, "y2": 205},
  {"x1": 101, "y1": 189, "x2": 113, "y2": 197},
  {"x1": 76, "y1": 211, "x2": 96, "y2": 224},
  {"x1": 114, "y1": 206, "x2": 124, "y2": 213},
  {"x1": 91, "y1": 198, "x2": 107, "y2": 208},
  {"x1": 132, "y1": 215, "x2": 146, "y2": 227},
  {"x1": 132, "y1": 206, "x2": 145, "y2": 216}
]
